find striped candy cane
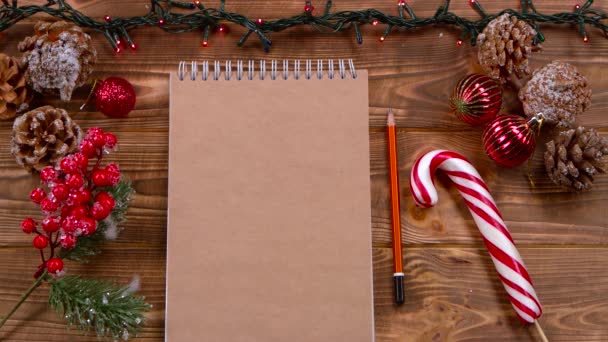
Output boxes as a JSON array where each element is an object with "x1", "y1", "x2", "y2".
[{"x1": 410, "y1": 150, "x2": 542, "y2": 323}]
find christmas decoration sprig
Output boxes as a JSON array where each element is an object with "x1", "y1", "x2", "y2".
[
  {"x1": 0, "y1": 127, "x2": 151, "y2": 340},
  {"x1": 0, "y1": 0, "x2": 605, "y2": 52}
]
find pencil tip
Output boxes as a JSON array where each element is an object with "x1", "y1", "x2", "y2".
[{"x1": 387, "y1": 109, "x2": 395, "y2": 126}]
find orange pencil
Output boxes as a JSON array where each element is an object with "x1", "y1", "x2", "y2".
[{"x1": 387, "y1": 108, "x2": 404, "y2": 304}]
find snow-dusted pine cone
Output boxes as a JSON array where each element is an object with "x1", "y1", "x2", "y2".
[
  {"x1": 0, "y1": 53, "x2": 32, "y2": 120},
  {"x1": 544, "y1": 126, "x2": 608, "y2": 191},
  {"x1": 519, "y1": 61, "x2": 591, "y2": 128},
  {"x1": 18, "y1": 21, "x2": 97, "y2": 102},
  {"x1": 11, "y1": 106, "x2": 82, "y2": 172},
  {"x1": 477, "y1": 13, "x2": 539, "y2": 83}
]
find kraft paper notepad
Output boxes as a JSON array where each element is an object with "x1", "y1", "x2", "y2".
[{"x1": 166, "y1": 60, "x2": 373, "y2": 341}]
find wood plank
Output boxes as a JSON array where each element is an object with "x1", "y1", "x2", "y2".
[
  {"x1": 373, "y1": 247, "x2": 608, "y2": 342},
  {"x1": 1, "y1": 247, "x2": 607, "y2": 341}
]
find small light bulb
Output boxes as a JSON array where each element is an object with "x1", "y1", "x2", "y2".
[
  {"x1": 116, "y1": 40, "x2": 121, "y2": 45},
  {"x1": 372, "y1": 20, "x2": 379, "y2": 26},
  {"x1": 158, "y1": 19, "x2": 165, "y2": 26},
  {"x1": 470, "y1": 0, "x2": 475, "y2": 4},
  {"x1": 379, "y1": 36, "x2": 385, "y2": 42},
  {"x1": 194, "y1": 0, "x2": 200, "y2": 4},
  {"x1": 398, "y1": 0, "x2": 406, "y2": 6},
  {"x1": 104, "y1": 15, "x2": 111, "y2": 22},
  {"x1": 574, "y1": 4, "x2": 581, "y2": 10},
  {"x1": 257, "y1": 18, "x2": 264, "y2": 25},
  {"x1": 456, "y1": 39, "x2": 463, "y2": 46},
  {"x1": 202, "y1": 41, "x2": 209, "y2": 47},
  {"x1": 130, "y1": 43, "x2": 137, "y2": 50},
  {"x1": 583, "y1": 35, "x2": 589, "y2": 43},
  {"x1": 115, "y1": 47, "x2": 121, "y2": 53}
]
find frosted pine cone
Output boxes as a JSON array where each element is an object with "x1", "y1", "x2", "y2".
[
  {"x1": 519, "y1": 61, "x2": 591, "y2": 127},
  {"x1": 544, "y1": 126, "x2": 608, "y2": 191},
  {"x1": 18, "y1": 21, "x2": 97, "y2": 102},
  {"x1": 11, "y1": 106, "x2": 82, "y2": 172},
  {"x1": 0, "y1": 53, "x2": 32, "y2": 120},
  {"x1": 477, "y1": 14, "x2": 539, "y2": 83}
]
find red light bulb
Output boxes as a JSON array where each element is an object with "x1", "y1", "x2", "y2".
[
  {"x1": 130, "y1": 43, "x2": 137, "y2": 50},
  {"x1": 456, "y1": 39, "x2": 463, "y2": 46},
  {"x1": 115, "y1": 47, "x2": 121, "y2": 53},
  {"x1": 583, "y1": 35, "x2": 589, "y2": 43},
  {"x1": 574, "y1": 4, "x2": 581, "y2": 10},
  {"x1": 104, "y1": 15, "x2": 111, "y2": 22},
  {"x1": 379, "y1": 36, "x2": 385, "y2": 42},
  {"x1": 194, "y1": 0, "x2": 200, "y2": 4},
  {"x1": 202, "y1": 40, "x2": 209, "y2": 47},
  {"x1": 398, "y1": 0, "x2": 406, "y2": 6},
  {"x1": 372, "y1": 20, "x2": 379, "y2": 26},
  {"x1": 158, "y1": 19, "x2": 165, "y2": 26},
  {"x1": 257, "y1": 18, "x2": 264, "y2": 25},
  {"x1": 304, "y1": 4, "x2": 314, "y2": 13}
]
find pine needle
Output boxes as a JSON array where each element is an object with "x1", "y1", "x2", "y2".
[{"x1": 49, "y1": 276, "x2": 151, "y2": 340}]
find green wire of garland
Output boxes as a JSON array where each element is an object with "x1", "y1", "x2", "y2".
[{"x1": 0, "y1": 0, "x2": 605, "y2": 51}]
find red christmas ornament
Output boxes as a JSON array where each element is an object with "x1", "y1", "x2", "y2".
[
  {"x1": 46, "y1": 258, "x2": 64, "y2": 274},
  {"x1": 482, "y1": 114, "x2": 543, "y2": 167},
  {"x1": 450, "y1": 74, "x2": 502, "y2": 126},
  {"x1": 94, "y1": 77, "x2": 136, "y2": 118}
]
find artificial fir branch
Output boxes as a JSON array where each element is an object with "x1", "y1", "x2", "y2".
[
  {"x1": 0, "y1": 0, "x2": 605, "y2": 51},
  {"x1": 48, "y1": 276, "x2": 151, "y2": 339}
]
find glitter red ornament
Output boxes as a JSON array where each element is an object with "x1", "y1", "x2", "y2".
[
  {"x1": 482, "y1": 114, "x2": 543, "y2": 167},
  {"x1": 450, "y1": 74, "x2": 502, "y2": 126},
  {"x1": 93, "y1": 77, "x2": 136, "y2": 118}
]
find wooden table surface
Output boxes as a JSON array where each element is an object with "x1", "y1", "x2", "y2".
[{"x1": 0, "y1": 1, "x2": 607, "y2": 341}]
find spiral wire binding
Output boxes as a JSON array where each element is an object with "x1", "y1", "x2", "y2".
[{"x1": 177, "y1": 60, "x2": 357, "y2": 81}]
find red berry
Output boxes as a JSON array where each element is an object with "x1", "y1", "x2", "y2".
[
  {"x1": 66, "y1": 174, "x2": 85, "y2": 189},
  {"x1": 60, "y1": 157, "x2": 78, "y2": 174},
  {"x1": 104, "y1": 133, "x2": 118, "y2": 149},
  {"x1": 79, "y1": 139, "x2": 97, "y2": 158},
  {"x1": 95, "y1": 192, "x2": 116, "y2": 210},
  {"x1": 21, "y1": 218, "x2": 37, "y2": 234},
  {"x1": 52, "y1": 184, "x2": 70, "y2": 201},
  {"x1": 87, "y1": 127, "x2": 104, "y2": 137},
  {"x1": 92, "y1": 170, "x2": 112, "y2": 187},
  {"x1": 33, "y1": 235, "x2": 48, "y2": 249},
  {"x1": 89, "y1": 202, "x2": 111, "y2": 221},
  {"x1": 40, "y1": 167, "x2": 57, "y2": 184},
  {"x1": 30, "y1": 188, "x2": 46, "y2": 204},
  {"x1": 60, "y1": 234, "x2": 76, "y2": 249},
  {"x1": 60, "y1": 205, "x2": 73, "y2": 218},
  {"x1": 78, "y1": 188, "x2": 92, "y2": 204},
  {"x1": 61, "y1": 216, "x2": 77, "y2": 234},
  {"x1": 91, "y1": 132, "x2": 106, "y2": 148},
  {"x1": 72, "y1": 153, "x2": 89, "y2": 170},
  {"x1": 41, "y1": 216, "x2": 60, "y2": 233},
  {"x1": 70, "y1": 205, "x2": 88, "y2": 219},
  {"x1": 46, "y1": 258, "x2": 64, "y2": 274},
  {"x1": 40, "y1": 197, "x2": 59, "y2": 213},
  {"x1": 80, "y1": 217, "x2": 97, "y2": 236}
]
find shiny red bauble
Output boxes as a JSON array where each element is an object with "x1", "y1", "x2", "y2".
[
  {"x1": 450, "y1": 74, "x2": 502, "y2": 126},
  {"x1": 94, "y1": 77, "x2": 136, "y2": 118},
  {"x1": 482, "y1": 114, "x2": 542, "y2": 167}
]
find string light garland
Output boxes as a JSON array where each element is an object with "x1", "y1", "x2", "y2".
[{"x1": 0, "y1": 0, "x2": 605, "y2": 52}]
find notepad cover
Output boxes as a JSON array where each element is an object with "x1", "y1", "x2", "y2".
[{"x1": 166, "y1": 69, "x2": 373, "y2": 341}]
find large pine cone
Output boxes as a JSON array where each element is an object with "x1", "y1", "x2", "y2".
[
  {"x1": 11, "y1": 106, "x2": 82, "y2": 172},
  {"x1": 477, "y1": 14, "x2": 539, "y2": 83},
  {"x1": 519, "y1": 61, "x2": 591, "y2": 128},
  {"x1": 0, "y1": 53, "x2": 32, "y2": 120},
  {"x1": 18, "y1": 21, "x2": 97, "y2": 102},
  {"x1": 544, "y1": 126, "x2": 608, "y2": 191}
]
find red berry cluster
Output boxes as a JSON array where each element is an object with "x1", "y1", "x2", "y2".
[{"x1": 21, "y1": 128, "x2": 121, "y2": 277}]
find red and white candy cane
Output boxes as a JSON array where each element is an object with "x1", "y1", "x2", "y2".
[{"x1": 410, "y1": 150, "x2": 542, "y2": 324}]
